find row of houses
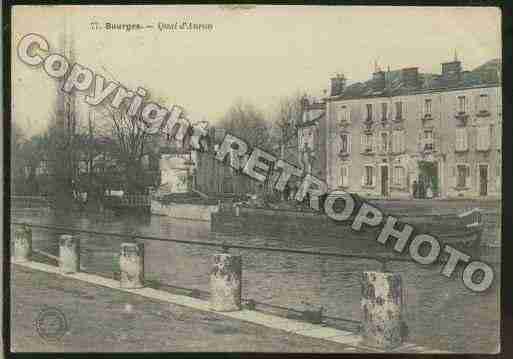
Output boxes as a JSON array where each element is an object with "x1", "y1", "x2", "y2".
[
  {"x1": 22, "y1": 57, "x2": 501, "y2": 202},
  {"x1": 297, "y1": 57, "x2": 502, "y2": 199}
]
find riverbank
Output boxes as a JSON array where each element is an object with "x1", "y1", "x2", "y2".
[
  {"x1": 12, "y1": 263, "x2": 449, "y2": 353},
  {"x1": 11, "y1": 206, "x2": 501, "y2": 352},
  {"x1": 11, "y1": 265, "x2": 358, "y2": 352}
]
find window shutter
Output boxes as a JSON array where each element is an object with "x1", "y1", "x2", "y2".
[
  {"x1": 373, "y1": 133, "x2": 378, "y2": 153},
  {"x1": 403, "y1": 101, "x2": 408, "y2": 119},
  {"x1": 348, "y1": 134, "x2": 352, "y2": 153},
  {"x1": 360, "y1": 134, "x2": 365, "y2": 152},
  {"x1": 372, "y1": 166, "x2": 377, "y2": 187},
  {"x1": 343, "y1": 166, "x2": 349, "y2": 187},
  {"x1": 497, "y1": 123, "x2": 502, "y2": 150},
  {"x1": 456, "y1": 128, "x2": 468, "y2": 151},
  {"x1": 477, "y1": 125, "x2": 490, "y2": 151},
  {"x1": 484, "y1": 125, "x2": 490, "y2": 150},
  {"x1": 361, "y1": 168, "x2": 366, "y2": 186},
  {"x1": 455, "y1": 129, "x2": 462, "y2": 151},
  {"x1": 417, "y1": 130, "x2": 424, "y2": 152},
  {"x1": 399, "y1": 131, "x2": 405, "y2": 153}
]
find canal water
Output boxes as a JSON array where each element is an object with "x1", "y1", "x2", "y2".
[{"x1": 12, "y1": 206, "x2": 500, "y2": 353}]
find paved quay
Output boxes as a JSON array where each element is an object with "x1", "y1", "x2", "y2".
[{"x1": 11, "y1": 262, "x2": 446, "y2": 353}]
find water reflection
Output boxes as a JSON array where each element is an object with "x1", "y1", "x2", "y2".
[{"x1": 11, "y1": 208, "x2": 500, "y2": 353}]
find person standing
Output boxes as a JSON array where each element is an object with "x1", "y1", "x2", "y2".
[
  {"x1": 412, "y1": 180, "x2": 419, "y2": 199},
  {"x1": 426, "y1": 180, "x2": 433, "y2": 199}
]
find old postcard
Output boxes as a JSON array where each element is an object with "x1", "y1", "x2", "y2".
[{"x1": 8, "y1": 5, "x2": 501, "y2": 353}]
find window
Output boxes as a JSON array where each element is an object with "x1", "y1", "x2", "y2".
[
  {"x1": 381, "y1": 103, "x2": 388, "y2": 121},
  {"x1": 364, "y1": 165, "x2": 374, "y2": 186},
  {"x1": 477, "y1": 125, "x2": 490, "y2": 151},
  {"x1": 393, "y1": 166, "x2": 406, "y2": 187},
  {"x1": 361, "y1": 133, "x2": 373, "y2": 152},
  {"x1": 340, "y1": 133, "x2": 351, "y2": 154},
  {"x1": 380, "y1": 132, "x2": 389, "y2": 153},
  {"x1": 338, "y1": 105, "x2": 350, "y2": 123},
  {"x1": 391, "y1": 130, "x2": 405, "y2": 153},
  {"x1": 425, "y1": 99, "x2": 432, "y2": 115},
  {"x1": 458, "y1": 96, "x2": 467, "y2": 113},
  {"x1": 455, "y1": 128, "x2": 468, "y2": 152},
  {"x1": 395, "y1": 102, "x2": 403, "y2": 119},
  {"x1": 457, "y1": 164, "x2": 470, "y2": 188},
  {"x1": 424, "y1": 130, "x2": 434, "y2": 150},
  {"x1": 479, "y1": 94, "x2": 490, "y2": 112},
  {"x1": 366, "y1": 104, "x2": 373, "y2": 121},
  {"x1": 339, "y1": 165, "x2": 349, "y2": 187}
]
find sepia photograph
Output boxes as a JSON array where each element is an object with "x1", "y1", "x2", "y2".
[{"x1": 7, "y1": 4, "x2": 502, "y2": 354}]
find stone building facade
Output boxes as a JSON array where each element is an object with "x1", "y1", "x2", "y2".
[
  {"x1": 323, "y1": 58, "x2": 501, "y2": 199},
  {"x1": 297, "y1": 98, "x2": 326, "y2": 181}
]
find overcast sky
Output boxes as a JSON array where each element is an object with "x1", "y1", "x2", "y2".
[{"x1": 12, "y1": 5, "x2": 501, "y2": 136}]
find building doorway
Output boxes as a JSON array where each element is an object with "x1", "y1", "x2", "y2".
[
  {"x1": 479, "y1": 164, "x2": 488, "y2": 196},
  {"x1": 381, "y1": 165, "x2": 389, "y2": 197},
  {"x1": 418, "y1": 161, "x2": 438, "y2": 198}
]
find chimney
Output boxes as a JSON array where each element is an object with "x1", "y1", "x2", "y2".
[
  {"x1": 372, "y1": 70, "x2": 386, "y2": 91},
  {"x1": 330, "y1": 73, "x2": 346, "y2": 96},
  {"x1": 401, "y1": 67, "x2": 419, "y2": 88},
  {"x1": 441, "y1": 60, "x2": 462, "y2": 87}
]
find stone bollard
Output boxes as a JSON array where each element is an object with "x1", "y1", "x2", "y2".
[
  {"x1": 119, "y1": 242, "x2": 145, "y2": 289},
  {"x1": 210, "y1": 253, "x2": 242, "y2": 311},
  {"x1": 13, "y1": 225, "x2": 32, "y2": 262},
  {"x1": 59, "y1": 235, "x2": 80, "y2": 274},
  {"x1": 361, "y1": 271, "x2": 404, "y2": 349}
]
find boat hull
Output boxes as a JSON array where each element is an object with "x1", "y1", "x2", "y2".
[{"x1": 211, "y1": 207, "x2": 483, "y2": 258}]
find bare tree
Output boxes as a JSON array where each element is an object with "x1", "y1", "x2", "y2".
[
  {"x1": 272, "y1": 92, "x2": 305, "y2": 163},
  {"x1": 218, "y1": 99, "x2": 272, "y2": 151},
  {"x1": 99, "y1": 106, "x2": 150, "y2": 195}
]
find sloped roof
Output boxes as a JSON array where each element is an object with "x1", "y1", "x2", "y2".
[{"x1": 329, "y1": 59, "x2": 501, "y2": 101}]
